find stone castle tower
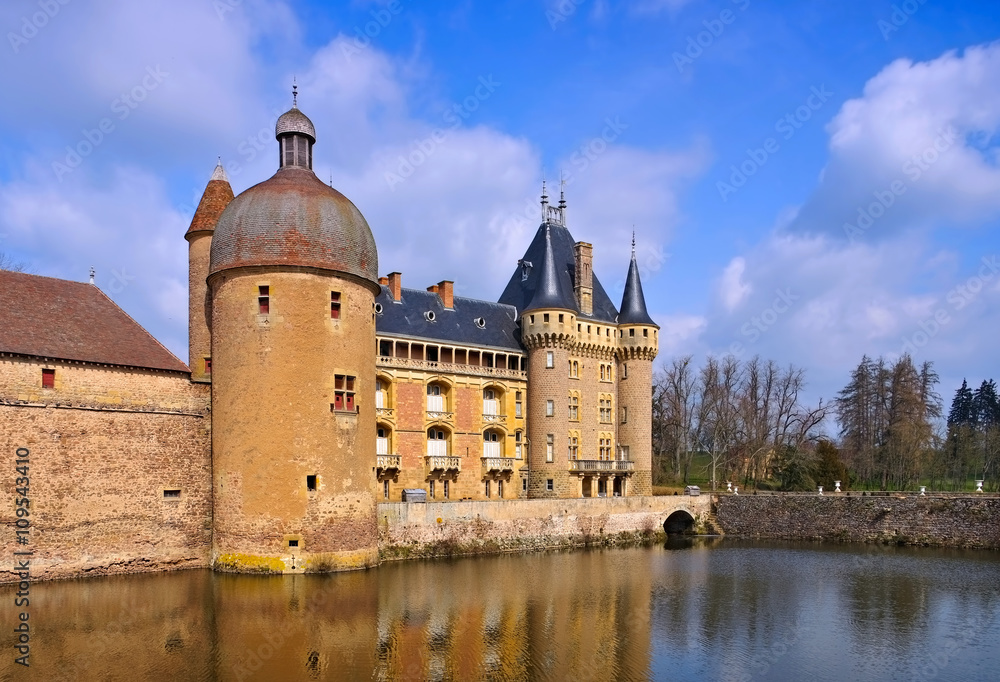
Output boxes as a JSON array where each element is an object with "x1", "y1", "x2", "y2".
[
  {"x1": 197, "y1": 90, "x2": 381, "y2": 573},
  {"x1": 506, "y1": 185, "x2": 659, "y2": 499}
]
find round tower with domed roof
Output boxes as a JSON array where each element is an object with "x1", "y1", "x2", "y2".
[{"x1": 208, "y1": 88, "x2": 381, "y2": 573}]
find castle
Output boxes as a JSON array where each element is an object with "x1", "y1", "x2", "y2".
[{"x1": 0, "y1": 94, "x2": 658, "y2": 578}]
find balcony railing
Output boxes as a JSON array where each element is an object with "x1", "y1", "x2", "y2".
[
  {"x1": 378, "y1": 355, "x2": 527, "y2": 380},
  {"x1": 426, "y1": 456, "x2": 461, "y2": 471},
  {"x1": 482, "y1": 457, "x2": 516, "y2": 472},
  {"x1": 482, "y1": 413, "x2": 505, "y2": 424},
  {"x1": 426, "y1": 410, "x2": 454, "y2": 421},
  {"x1": 377, "y1": 454, "x2": 401, "y2": 470},
  {"x1": 376, "y1": 407, "x2": 395, "y2": 420},
  {"x1": 569, "y1": 460, "x2": 635, "y2": 473}
]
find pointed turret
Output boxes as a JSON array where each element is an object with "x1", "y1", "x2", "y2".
[
  {"x1": 186, "y1": 159, "x2": 234, "y2": 382},
  {"x1": 523, "y1": 225, "x2": 577, "y2": 313},
  {"x1": 618, "y1": 240, "x2": 657, "y2": 327}
]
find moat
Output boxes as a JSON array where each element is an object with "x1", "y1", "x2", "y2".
[{"x1": 3, "y1": 539, "x2": 1000, "y2": 681}]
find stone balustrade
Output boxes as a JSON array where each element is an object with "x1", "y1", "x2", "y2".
[
  {"x1": 482, "y1": 457, "x2": 516, "y2": 472},
  {"x1": 426, "y1": 456, "x2": 462, "y2": 471},
  {"x1": 568, "y1": 460, "x2": 635, "y2": 473}
]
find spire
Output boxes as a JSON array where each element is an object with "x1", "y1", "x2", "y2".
[
  {"x1": 292, "y1": 77, "x2": 298, "y2": 108},
  {"x1": 541, "y1": 179, "x2": 548, "y2": 209},
  {"x1": 618, "y1": 237, "x2": 657, "y2": 326},
  {"x1": 558, "y1": 172, "x2": 566, "y2": 209},
  {"x1": 523, "y1": 224, "x2": 576, "y2": 313},
  {"x1": 185, "y1": 159, "x2": 235, "y2": 238}
]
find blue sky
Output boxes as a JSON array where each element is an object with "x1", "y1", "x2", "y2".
[{"x1": 1, "y1": 0, "x2": 998, "y2": 414}]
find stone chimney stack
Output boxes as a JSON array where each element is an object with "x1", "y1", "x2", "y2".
[
  {"x1": 387, "y1": 272, "x2": 402, "y2": 301},
  {"x1": 437, "y1": 280, "x2": 454, "y2": 309},
  {"x1": 573, "y1": 241, "x2": 593, "y2": 316}
]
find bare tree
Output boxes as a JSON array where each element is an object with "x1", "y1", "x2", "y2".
[{"x1": 0, "y1": 251, "x2": 29, "y2": 273}]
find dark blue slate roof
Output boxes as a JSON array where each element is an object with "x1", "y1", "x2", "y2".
[
  {"x1": 498, "y1": 222, "x2": 619, "y2": 323},
  {"x1": 618, "y1": 253, "x2": 657, "y2": 326},
  {"x1": 375, "y1": 286, "x2": 523, "y2": 351},
  {"x1": 522, "y1": 225, "x2": 577, "y2": 313}
]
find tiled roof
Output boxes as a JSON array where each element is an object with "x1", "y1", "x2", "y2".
[
  {"x1": 185, "y1": 163, "x2": 234, "y2": 237},
  {"x1": 210, "y1": 167, "x2": 379, "y2": 285},
  {"x1": 523, "y1": 224, "x2": 577, "y2": 313},
  {"x1": 375, "y1": 287, "x2": 523, "y2": 351},
  {"x1": 498, "y1": 221, "x2": 620, "y2": 323},
  {"x1": 0, "y1": 271, "x2": 189, "y2": 372}
]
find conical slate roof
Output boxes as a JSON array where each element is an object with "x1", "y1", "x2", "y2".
[
  {"x1": 499, "y1": 222, "x2": 619, "y2": 322},
  {"x1": 618, "y1": 251, "x2": 657, "y2": 326},
  {"x1": 185, "y1": 161, "x2": 235, "y2": 237},
  {"x1": 522, "y1": 225, "x2": 577, "y2": 313}
]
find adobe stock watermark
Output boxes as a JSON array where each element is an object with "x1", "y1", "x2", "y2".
[
  {"x1": 547, "y1": 0, "x2": 586, "y2": 29},
  {"x1": 214, "y1": 0, "x2": 244, "y2": 21},
  {"x1": 672, "y1": 0, "x2": 751, "y2": 74},
  {"x1": 728, "y1": 288, "x2": 798, "y2": 357},
  {"x1": 843, "y1": 125, "x2": 957, "y2": 241},
  {"x1": 7, "y1": 0, "x2": 72, "y2": 53},
  {"x1": 877, "y1": 0, "x2": 930, "y2": 40},
  {"x1": 383, "y1": 75, "x2": 501, "y2": 191},
  {"x1": 52, "y1": 66, "x2": 170, "y2": 182},
  {"x1": 717, "y1": 85, "x2": 833, "y2": 202},
  {"x1": 897, "y1": 254, "x2": 999, "y2": 358},
  {"x1": 340, "y1": 0, "x2": 404, "y2": 61}
]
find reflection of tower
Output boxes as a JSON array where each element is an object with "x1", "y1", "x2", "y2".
[
  {"x1": 522, "y1": 189, "x2": 579, "y2": 498},
  {"x1": 208, "y1": 87, "x2": 381, "y2": 572},
  {"x1": 616, "y1": 239, "x2": 659, "y2": 496},
  {"x1": 185, "y1": 161, "x2": 233, "y2": 383}
]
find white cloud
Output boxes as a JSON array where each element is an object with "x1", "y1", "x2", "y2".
[{"x1": 718, "y1": 256, "x2": 750, "y2": 311}]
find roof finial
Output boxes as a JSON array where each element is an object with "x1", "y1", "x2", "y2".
[
  {"x1": 329, "y1": 173, "x2": 334, "y2": 188},
  {"x1": 631, "y1": 229, "x2": 636, "y2": 258},
  {"x1": 292, "y1": 77, "x2": 298, "y2": 108},
  {"x1": 541, "y1": 178, "x2": 548, "y2": 206},
  {"x1": 89, "y1": 266, "x2": 95, "y2": 285},
  {"x1": 558, "y1": 171, "x2": 566, "y2": 209}
]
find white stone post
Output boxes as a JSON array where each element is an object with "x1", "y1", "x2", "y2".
[
  {"x1": 834, "y1": 480, "x2": 841, "y2": 493},
  {"x1": 727, "y1": 481, "x2": 732, "y2": 493},
  {"x1": 818, "y1": 486, "x2": 823, "y2": 495},
  {"x1": 919, "y1": 486, "x2": 926, "y2": 496},
  {"x1": 976, "y1": 480, "x2": 984, "y2": 493},
  {"x1": 733, "y1": 486, "x2": 738, "y2": 495}
]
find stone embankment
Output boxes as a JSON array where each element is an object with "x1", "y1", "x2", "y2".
[
  {"x1": 715, "y1": 493, "x2": 1000, "y2": 549},
  {"x1": 378, "y1": 495, "x2": 715, "y2": 560}
]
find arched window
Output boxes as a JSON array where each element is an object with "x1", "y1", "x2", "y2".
[
  {"x1": 483, "y1": 387, "x2": 498, "y2": 417},
  {"x1": 427, "y1": 427, "x2": 449, "y2": 456},
  {"x1": 483, "y1": 430, "x2": 502, "y2": 458},
  {"x1": 377, "y1": 426, "x2": 390, "y2": 455},
  {"x1": 515, "y1": 431, "x2": 523, "y2": 459},
  {"x1": 375, "y1": 379, "x2": 387, "y2": 409},
  {"x1": 427, "y1": 383, "x2": 445, "y2": 413},
  {"x1": 568, "y1": 393, "x2": 579, "y2": 422},
  {"x1": 568, "y1": 433, "x2": 579, "y2": 460}
]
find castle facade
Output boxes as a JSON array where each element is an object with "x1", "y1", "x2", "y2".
[{"x1": 0, "y1": 96, "x2": 657, "y2": 578}]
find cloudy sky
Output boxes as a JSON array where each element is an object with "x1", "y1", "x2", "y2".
[{"x1": 1, "y1": 0, "x2": 998, "y2": 413}]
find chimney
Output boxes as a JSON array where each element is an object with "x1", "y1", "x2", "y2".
[
  {"x1": 387, "y1": 272, "x2": 402, "y2": 302},
  {"x1": 427, "y1": 284, "x2": 439, "y2": 294},
  {"x1": 378, "y1": 276, "x2": 388, "y2": 285},
  {"x1": 574, "y1": 242, "x2": 593, "y2": 316},
  {"x1": 437, "y1": 280, "x2": 454, "y2": 309}
]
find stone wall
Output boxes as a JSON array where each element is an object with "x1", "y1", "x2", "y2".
[
  {"x1": 379, "y1": 495, "x2": 714, "y2": 559},
  {"x1": 0, "y1": 357, "x2": 211, "y2": 582},
  {"x1": 716, "y1": 494, "x2": 1000, "y2": 549}
]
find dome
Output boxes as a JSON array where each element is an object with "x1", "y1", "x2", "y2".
[
  {"x1": 209, "y1": 167, "x2": 379, "y2": 284},
  {"x1": 275, "y1": 106, "x2": 316, "y2": 141}
]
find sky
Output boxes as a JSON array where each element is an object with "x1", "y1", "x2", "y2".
[{"x1": 1, "y1": 0, "x2": 998, "y2": 418}]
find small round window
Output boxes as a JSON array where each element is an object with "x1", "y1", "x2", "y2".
[
  {"x1": 425, "y1": 311, "x2": 436, "y2": 322},
  {"x1": 374, "y1": 303, "x2": 383, "y2": 314},
  {"x1": 474, "y1": 317, "x2": 486, "y2": 328}
]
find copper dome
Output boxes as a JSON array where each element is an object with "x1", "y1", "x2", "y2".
[{"x1": 209, "y1": 167, "x2": 379, "y2": 284}]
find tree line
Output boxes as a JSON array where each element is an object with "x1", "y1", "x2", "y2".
[{"x1": 652, "y1": 352, "x2": 998, "y2": 492}]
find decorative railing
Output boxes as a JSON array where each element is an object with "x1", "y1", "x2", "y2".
[
  {"x1": 569, "y1": 460, "x2": 635, "y2": 472},
  {"x1": 426, "y1": 456, "x2": 461, "y2": 471},
  {"x1": 377, "y1": 455, "x2": 401, "y2": 470},
  {"x1": 482, "y1": 413, "x2": 505, "y2": 424},
  {"x1": 426, "y1": 411, "x2": 454, "y2": 421},
  {"x1": 376, "y1": 407, "x2": 395, "y2": 420},
  {"x1": 482, "y1": 457, "x2": 516, "y2": 472},
  {"x1": 377, "y1": 355, "x2": 526, "y2": 380}
]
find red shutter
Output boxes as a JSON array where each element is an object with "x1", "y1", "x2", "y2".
[
  {"x1": 334, "y1": 393, "x2": 343, "y2": 410},
  {"x1": 346, "y1": 394, "x2": 355, "y2": 412},
  {"x1": 42, "y1": 369, "x2": 55, "y2": 388}
]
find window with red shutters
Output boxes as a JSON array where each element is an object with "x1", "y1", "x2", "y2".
[
  {"x1": 42, "y1": 368, "x2": 55, "y2": 389},
  {"x1": 258, "y1": 286, "x2": 270, "y2": 314},
  {"x1": 331, "y1": 291, "x2": 341, "y2": 319},
  {"x1": 333, "y1": 374, "x2": 356, "y2": 412}
]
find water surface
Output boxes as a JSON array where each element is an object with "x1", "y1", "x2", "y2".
[{"x1": 3, "y1": 539, "x2": 1000, "y2": 681}]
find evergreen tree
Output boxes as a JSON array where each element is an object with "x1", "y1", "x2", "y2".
[
  {"x1": 948, "y1": 380, "x2": 975, "y2": 427},
  {"x1": 973, "y1": 380, "x2": 999, "y2": 428}
]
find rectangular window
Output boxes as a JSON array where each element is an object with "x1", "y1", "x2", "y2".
[
  {"x1": 547, "y1": 479, "x2": 554, "y2": 491},
  {"x1": 621, "y1": 406, "x2": 628, "y2": 424},
  {"x1": 569, "y1": 395, "x2": 579, "y2": 421},
  {"x1": 258, "y1": 285, "x2": 270, "y2": 314},
  {"x1": 163, "y1": 489, "x2": 181, "y2": 499},
  {"x1": 546, "y1": 434, "x2": 554, "y2": 463},
  {"x1": 430, "y1": 480, "x2": 435, "y2": 499},
  {"x1": 523, "y1": 478, "x2": 527, "y2": 492},
  {"x1": 384, "y1": 480, "x2": 389, "y2": 500},
  {"x1": 543, "y1": 313, "x2": 549, "y2": 323},
  {"x1": 485, "y1": 481, "x2": 491, "y2": 498},
  {"x1": 629, "y1": 328, "x2": 635, "y2": 337},
  {"x1": 530, "y1": 315, "x2": 535, "y2": 324},
  {"x1": 41, "y1": 368, "x2": 55, "y2": 389},
  {"x1": 205, "y1": 358, "x2": 212, "y2": 374},
  {"x1": 622, "y1": 363, "x2": 628, "y2": 379},
  {"x1": 334, "y1": 374, "x2": 356, "y2": 412},
  {"x1": 643, "y1": 328, "x2": 649, "y2": 337},
  {"x1": 558, "y1": 314, "x2": 564, "y2": 323},
  {"x1": 515, "y1": 391, "x2": 523, "y2": 418},
  {"x1": 444, "y1": 480, "x2": 450, "y2": 499},
  {"x1": 600, "y1": 398, "x2": 612, "y2": 423},
  {"x1": 288, "y1": 539, "x2": 299, "y2": 548},
  {"x1": 546, "y1": 400, "x2": 554, "y2": 417},
  {"x1": 545, "y1": 351, "x2": 554, "y2": 368},
  {"x1": 306, "y1": 475, "x2": 317, "y2": 491},
  {"x1": 331, "y1": 291, "x2": 341, "y2": 319},
  {"x1": 568, "y1": 436, "x2": 578, "y2": 460}
]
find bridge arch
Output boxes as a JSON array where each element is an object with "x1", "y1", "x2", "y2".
[{"x1": 663, "y1": 510, "x2": 695, "y2": 535}]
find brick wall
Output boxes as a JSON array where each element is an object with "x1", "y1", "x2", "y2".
[{"x1": 0, "y1": 357, "x2": 211, "y2": 582}]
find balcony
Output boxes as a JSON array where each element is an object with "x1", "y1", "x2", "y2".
[
  {"x1": 482, "y1": 457, "x2": 516, "y2": 472},
  {"x1": 378, "y1": 355, "x2": 527, "y2": 380},
  {"x1": 376, "y1": 407, "x2": 395, "y2": 420},
  {"x1": 426, "y1": 410, "x2": 454, "y2": 421},
  {"x1": 569, "y1": 460, "x2": 635, "y2": 473},
  {"x1": 426, "y1": 456, "x2": 461, "y2": 472},
  {"x1": 377, "y1": 454, "x2": 401, "y2": 471},
  {"x1": 482, "y1": 413, "x2": 505, "y2": 424}
]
